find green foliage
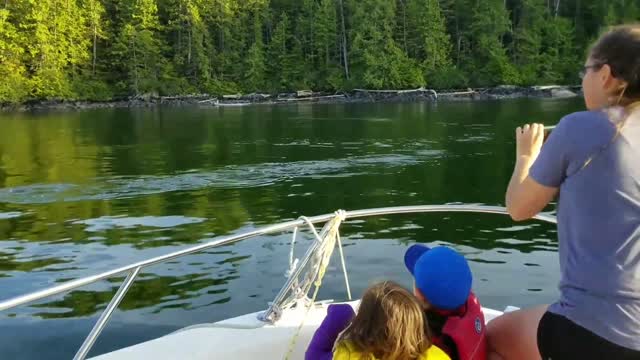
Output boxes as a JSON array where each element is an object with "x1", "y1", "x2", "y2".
[
  {"x1": 111, "y1": 0, "x2": 173, "y2": 95},
  {"x1": 541, "y1": 17, "x2": 580, "y2": 84},
  {"x1": 467, "y1": 0, "x2": 519, "y2": 86},
  {"x1": 310, "y1": 0, "x2": 340, "y2": 89},
  {"x1": 603, "y1": 0, "x2": 639, "y2": 29},
  {"x1": 429, "y1": 65, "x2": 469, "y2": 89},
  {"x1": 71, "y1": 77, "x2": 114, "y2": 101},
  {"x1": 0, "y1": 0, "x2": 628, "y2": 102},
  {"x1": 405, "y1": 0, "x2": 453, "y2": 84},
  {"x1": 163, "y1": 0, "x2": 212, "y2": 88},
  {"x1": 512, "y1": 0, "x2": 546, "y2": 85},
  {"x1": 267, "y1": 12, "x2": 291, "y2": 91},
  {"x1": 349, "y1": 0, "x2": 423, "y2": 88},
  {"x1": 244, "y1": 14, "x2": 266, "y2": 92},
  {"x1": 0, "y1": 8, "x2": 29, "y2": 102}
]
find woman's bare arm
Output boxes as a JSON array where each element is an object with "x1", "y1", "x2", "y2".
[
  {"x1": 506, "y1": 156, "x2": 558, "y2": 221},
  {"x1": 505, "y1": 124, "x2": 559, "y2": 221}
]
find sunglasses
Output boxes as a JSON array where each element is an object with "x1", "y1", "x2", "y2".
[
  {"x1": 544, "y1": 125, "x2": 555, "y2": 141},
  {"x1": 579, "y1": 64, "x2": 603, "y2": 79}
]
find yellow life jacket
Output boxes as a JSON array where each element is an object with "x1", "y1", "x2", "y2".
[{"x1": 333, "y1": 340, "x2": 451, "y2": 360}]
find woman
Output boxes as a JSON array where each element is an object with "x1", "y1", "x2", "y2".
[{"x1": 487, "y1": 25, "x2": 640, "y2": 359}]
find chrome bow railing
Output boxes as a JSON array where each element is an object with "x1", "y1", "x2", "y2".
[{"x1": 0, "y1": 205, "x2": 557, "y2": 360}]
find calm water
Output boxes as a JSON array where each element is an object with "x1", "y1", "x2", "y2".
[{"x1": 0, "y1": 98, "x2": 583, "y2": 359}]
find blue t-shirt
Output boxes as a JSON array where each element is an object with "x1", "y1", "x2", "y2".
[{"x1": 530, "y1": 109, "x2": 640, "y2": 350}]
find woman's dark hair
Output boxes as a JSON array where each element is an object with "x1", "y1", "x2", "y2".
[
  {"x1": 576, "y1": 25, "x2": 640, "y2": 172},
  {"x1": 590, "y1": 24, "x2": 640, "y2": 100}
]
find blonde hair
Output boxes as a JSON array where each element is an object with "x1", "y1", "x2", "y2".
[{"x1": 336, "y1": 281, "x2": 431, "y2": 360}]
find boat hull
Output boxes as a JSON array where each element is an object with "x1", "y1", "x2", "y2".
[{"x1": 91, "y1": 301, "x2": 510, "y2": 360}]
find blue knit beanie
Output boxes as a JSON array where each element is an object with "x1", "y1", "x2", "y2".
[{"x1": 404, "y1": 244, "x2": 472, "y2": 310}]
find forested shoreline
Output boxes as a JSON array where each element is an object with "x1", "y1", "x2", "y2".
[{"x1": 0, "y1": 0, "x2": 636, "y2": 104}]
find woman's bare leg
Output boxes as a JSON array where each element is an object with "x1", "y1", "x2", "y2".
[{"x1": 486, "y1": 305, "x2": 548, "y2": 360}]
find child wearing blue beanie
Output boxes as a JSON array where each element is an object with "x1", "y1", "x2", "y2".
[
  {"x1": 404, "y1": 245, "x2": 472, "y2": 310},
  {"x1": 404, "y1": 244, "x2": 487, "y2": 360}
]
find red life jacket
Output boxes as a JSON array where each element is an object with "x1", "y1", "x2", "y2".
[{"x1": 432, "y1": 292, "x2": 487, "y2": 360}]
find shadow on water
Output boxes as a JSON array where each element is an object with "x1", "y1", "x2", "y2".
[{"x1": 0, "y1": 98, "x2": 584, "y2": 359}]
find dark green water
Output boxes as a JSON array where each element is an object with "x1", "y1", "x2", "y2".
[{"x1": 0, "y1": 98, "x2": 583, "y2": 359}]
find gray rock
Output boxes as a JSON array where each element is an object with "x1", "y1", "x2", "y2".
[
  {"x1": 550, "y1": 88, "x2": 578, "y2": 98},
  {"x1": 495, "y1": 85, "x2": 519, "y2": 90},
  {"x1": 2, "y1": 84, "x2": 584, "y2": 112}
]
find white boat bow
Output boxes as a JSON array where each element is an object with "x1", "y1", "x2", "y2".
[
  {"x1": 91, "y1": 301, "x2": 514, "y2": 360},
  {"x1": 0, "y1": 205, "x2": 555, "y2": 360}
]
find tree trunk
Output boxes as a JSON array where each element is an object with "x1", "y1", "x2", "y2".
[
  {"x1": 93, "y1": 25, "x2": 97, "y2": 75},
  {"x1": 219, "y1": 27, "x2": 225, "y2": 80},
  {"x1": 326, "y1": 42, "x2": 330, "y2": 67},
  {"x1": 400, "y1": 0, "x2": 408, "y2": 53},
  {"x1": 338, "y1": 0, "x2": 350, "y2": 80},
  {"x1": 309, "y1": 9, "x2": 314, "y2": 63},
  {"x1": 132, "y1": 34, "x2": 139, "y2": 94},
  {"x1": 178, "y1": 0, "x2": 183, "y2": 56},
  {"x1": 53, "y1": 0, "x2": 59, "y2": 40},
  {"x1": 188, "y1": 26, "x2": 192, "y2": 65},
  {"x1": 554, "y1": 0, "x2": 560, "y2": 17},
  {"x1": 455, "y1": 16, "x2": 461, "y2": 66}
]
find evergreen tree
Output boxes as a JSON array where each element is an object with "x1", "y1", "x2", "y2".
[
  {"x1": 82, "y1": 0, "x2": 107, "y2": 76},
  {"x1": 313, "y1": 0, "x2": 342, "y2": 89},
  {"x1": 298, "y1": 0, "x2": 315, "y2": 65},
  {"x1": 405, "y1": 0, "x2": 454, "y2": 85},
  {"x1": 267, "y1": 12, "x2": 290, "y2": 91},
  {"x1": 112, "y1": 0, "x2": 170, "y2": 95},
  {"x1": 12, "y1": 0, "x2": 91, "y2": 98},
  {"x1": 540, "y1": 16, "x2": 579, "y2": 83},
  {"x1": 467, "y1": 0, "x2": 519, "y2": 85},
  {"x1": 0, "y1": 0, "x2": 627, "y2": 103},
  {"x1": 0, "y1": 6, "x2": 29, "y2": 102},
  {"x1": 244, "y1": 12, "x2": 266, "y2": 92},
  {"x1": 213, "y1": 3, "x2": 247, "y2": 93},
  {"x1": 603, "y1": 0, "x2": 639, "y2": 27},
  {"x1": 512, "y1": 0, "x2": 546, "y2": 84},
  {"x1": 349, "y1": 0, "x2": 423, "y2": 89},
  {"x1": 163, "y1": 0, "x2": 212, "y2": 89}
]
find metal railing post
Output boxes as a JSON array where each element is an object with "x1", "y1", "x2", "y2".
[{"x1": 73, "y1": 266, "x2": 141, "y2": 360}]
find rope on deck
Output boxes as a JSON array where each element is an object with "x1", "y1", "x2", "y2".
[{"x1": 283, "y1": 210, "x2": 348, "y2": 360}]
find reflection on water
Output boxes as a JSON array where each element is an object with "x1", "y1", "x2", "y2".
[
  {"x1": 0, "y1": 250, "x2": 70, "y2": 272},
  {"x1": 0, "y1": 153, "x2": 436, "y2": 204},
  {"x1": 32, "y1": 271, "x2": 240, "y2": 319},
  {"x1": 0, "y1": 98, "x2": 584, "y2": 359}
]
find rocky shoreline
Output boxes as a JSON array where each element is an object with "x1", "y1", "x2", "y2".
[{"x1": 1, "y1": 85, "x2": 582, "y2": 112}]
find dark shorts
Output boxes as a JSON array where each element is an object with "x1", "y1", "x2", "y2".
[{"x1": 537, "y1": 311, "x2": 640, "y2": 360}]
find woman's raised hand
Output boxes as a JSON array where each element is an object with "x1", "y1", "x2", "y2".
[{"x1": 515, "y1": 123, "x2": 545, "y2": 160}]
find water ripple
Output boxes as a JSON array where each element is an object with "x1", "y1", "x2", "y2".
[
  {"x1": 72, "y1": 216, "x2": 207, "y2": 232},
  {"x1": 0, "y1": 212, "x2": 23, "y2": 220},
  {"x1": 0, "y1": 153, "x2": 437, "y2": 204}
]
